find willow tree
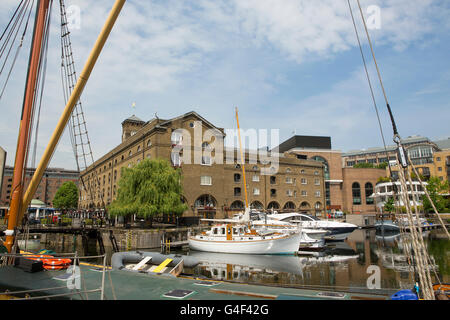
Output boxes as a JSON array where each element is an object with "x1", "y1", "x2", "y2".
[{"x1": 108, "y1": 159, "x2": 188, "y2": 221}]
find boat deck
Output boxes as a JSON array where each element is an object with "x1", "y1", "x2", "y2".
[{"x1": 0, "y1": 264, "x2": 390, "y2": 300}]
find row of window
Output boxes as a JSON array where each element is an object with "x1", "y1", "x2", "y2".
[
  {"x1": 227, "y1": 200, "x2": 323, "y2": 210},
  {"x1": 231, "y1": 187, "x2": 321, "y2": 198},
  {"x1": 199, "y1": 174, "x2": 321, "y2": 186},
  {"x1": 352, "y1": 182, "x2": 374, "y2": 205}
]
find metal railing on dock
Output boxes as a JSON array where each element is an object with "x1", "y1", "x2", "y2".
[{"x1": 0, "y1": 252, "x2": 113, "y2": 300}]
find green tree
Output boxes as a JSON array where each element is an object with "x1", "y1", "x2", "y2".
[
  {"x1": 377, "y1": 176, "x2": 392, "y2": 184},
  {"x1": 383, "y1": 197, "x2": 395, "y2": 214},
  {"x1": 422, "y1": 177, "x2": 449, "y2": 213},
  {"x1": 410, "y1": 171, "x2": 426, "y2": 182},
  {"x1": 376, "y1": 162, "x2": 388, "y2": 169},
  {"x1": 53, "y1": 181, "x2": 79, "y2": 209},
  {"x1": 353, "y1": 163, "x2": 375, "y2": 168},
  {"x1": 108, "y1": 158, "x2": 188, "y2": 220}
]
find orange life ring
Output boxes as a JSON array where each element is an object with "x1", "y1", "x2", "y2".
[
  {"x1": 24, "y1": 254, "x2": 53, "y2": 261},
  {"x1": 43, "y1": 265, "x2": 66, "y2": 270},
  {"x1": 42, "y1": 258, "x2": 72, "y2": 266}
]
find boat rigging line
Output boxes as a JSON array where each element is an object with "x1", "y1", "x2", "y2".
[
  {"x1": 0, "y1": 0, "x2": 35, "y2": 102},
  {"x1": 58, "y1": 0, "x2": 106, "y2": 211},
  {"x1": 30, "y1": 0, "x2": 52, "y2": 169},
  {"x1": 347, "y1": 0, "x2": 446, "y2": 300}
]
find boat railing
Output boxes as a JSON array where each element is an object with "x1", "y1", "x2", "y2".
[{"x1": 0, "y1": 252, "x2": 111, "y2": 300}]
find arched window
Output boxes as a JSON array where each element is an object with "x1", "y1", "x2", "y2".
[
  {"x1": 234, "y1": 173, "x2": 241, "y2": 182},
  {"x1": 171, "y1": 131, "x2": 183, "y2": 145},
  {"x1": 202, "y1": 142, "x2": 211, "y2": 150},
  {"x1": 365, "y1": 182, "x2": 374, "y2": 205},
  {"x1": 250, "y1": 201, "x2": 264, "y2": 210},
  {"x1": 194, "y1": 195, "x2": 217, "y2": 208},
  {"x1": 283, "y1": 202, "x2": 296, "y2": 210},
  {"x1": 352, "y1": 182, "x2": 361, "y2": 205},
  {"x1": 311, "y1": 156, "x2": 329, "y2": 180},
  {"x1": 230, "y1": 201, "x2": 245, "y2": 210},
  {"x1": 267, "y1": 201, "x2": 280, "y2": 210}
]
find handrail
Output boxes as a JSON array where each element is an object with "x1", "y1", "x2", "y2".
[
  {"x1": 15, "y1": 289, "x2": 102, "y2": 300},
  {"x1": 0, "y1": 252, "x2": 110, "y2": 300}
]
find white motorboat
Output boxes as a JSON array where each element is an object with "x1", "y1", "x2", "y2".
[
  {"x1": 247, "y1": 211, "x2": 326, "y2": 249},
  {"x1": 188, "y1": 223, "x2": 301, "y2": 255},
  {"x1": 267, "y1": 212, "x2": 358, "y2": 241}
]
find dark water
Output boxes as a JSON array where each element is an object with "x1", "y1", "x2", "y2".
[{"x1": 29, "y1": 228, "x2": 449, "y2": 293}]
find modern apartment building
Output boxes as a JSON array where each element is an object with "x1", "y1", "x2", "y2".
[{"x1": 342, "y1": 135, "x2": 450, "y2": 183}]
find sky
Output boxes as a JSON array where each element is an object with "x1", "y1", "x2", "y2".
[{"x1": 0, "y1": 0, "x2": 449, "y2": 170}]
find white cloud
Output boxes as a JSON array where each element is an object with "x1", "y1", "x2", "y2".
[{"x1": 0, "y1": 0, "x2": 448, "y2": 169}]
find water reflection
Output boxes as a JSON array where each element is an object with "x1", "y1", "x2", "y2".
[
  {"x1": 29, "y1": 228, "x2": 448, "y2": 292},
  {"x1": 190, "y1": 229, "x2": 449, "y2": 291}
]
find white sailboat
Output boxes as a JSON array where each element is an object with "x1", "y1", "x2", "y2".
[
  {"x1": 188, "y1": 208, "x2": 302, "y2": 255},
  {"x1": 189, "y1": 108, "x2": 302, "y2": 255}
]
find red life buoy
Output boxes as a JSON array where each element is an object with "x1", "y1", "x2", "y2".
[
  {"x1": 42, "y1": 258, "x2": 72, "y2": 266},
  {"x1": 43, "y1": 265, "x2": 65, "y2": 270}
]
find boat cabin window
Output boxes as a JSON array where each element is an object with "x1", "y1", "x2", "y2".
[
  {"x1": 281, "y1": 215, "x2": 300, "y2": 222},
  {"x1": 301, "y1": 215, "x2": 313, "y2": 221},
  {"x1": 213, "y1": 228, "x2": 218, "y2": 235},
  {"x1": 221, "y1": 228, "x2": 225, "y2": 235}
]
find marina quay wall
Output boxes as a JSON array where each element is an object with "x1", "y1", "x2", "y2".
[
  {"x1": 79, "y1": 111, "x2": 327, "y2": 219},
  {"x1": 38, "y1": 227, "x2": 202, "y2": 251}
]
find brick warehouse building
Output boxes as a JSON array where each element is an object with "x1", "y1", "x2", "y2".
[
  {"x1": 79, "y1": 111, "x2": 327, "y2": 219},
  {"x1": 0, "y1": 166, "x2": 79, "y2": 211}
]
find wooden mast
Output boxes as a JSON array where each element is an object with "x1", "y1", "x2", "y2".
[
  {"x1": 4, "y1": 0, "x2": 51, "y2": 253},
  {"x1": 235, "y1": 107, "x2": 249, "y2": 209},
  {"x1": 5, "y1": 0, "x2": 126, "y2": 252}
]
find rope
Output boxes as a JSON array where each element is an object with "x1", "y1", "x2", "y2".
[
  {"x1": 59, "y1": 0, "x2": 107, "y2": 213},
  {"x1": 30, "y1": 0, "x2": 52, "y2": 168},
  {"x1": 348, "y1": 0, "x2": 443, "y2": 299},
  {"x1": 397, "y1": 163, "x2": 434, "y2": 300},
  {"x1": 0, "y1": 0, "x2": 26, "y2": 44},
  {"x1": 0, "y1": 0, "x2": 33, "y2": 101},
  {"x1": 408, "y1": 162, "x2": 450, "y2": 239},
  {"x1": 346, "y1": 0, "x2": 396, "y2": 187},
  {"x1": 355, "y1": 0, "x2": 399, "y2": 138}
]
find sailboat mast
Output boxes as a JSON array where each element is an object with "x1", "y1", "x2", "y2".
[
  {"x1": 235, "y1": 107, "x2": 249, "y2": 209},
  {"x1": 20, "y1": 0, "x2": 126, "y2": 220},
  {"x1": 4, "y1": 0, "x2": 51, "y2": 253}
]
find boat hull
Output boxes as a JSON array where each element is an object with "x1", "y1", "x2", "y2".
[
  {"x1": 375, "y1": 221, "x2": 400, "y2": 232},
  {"x1": 188, "y1": 232, "x2": 301, "y2": 255}
]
